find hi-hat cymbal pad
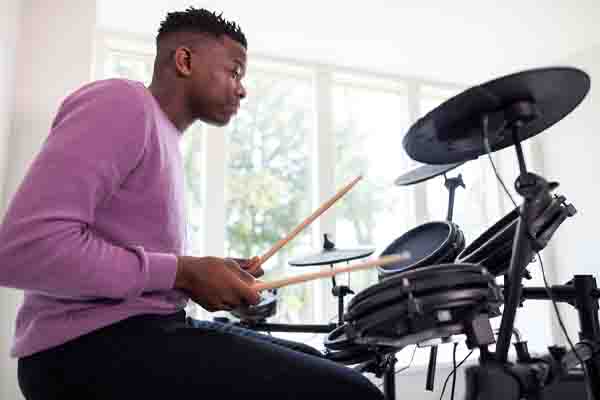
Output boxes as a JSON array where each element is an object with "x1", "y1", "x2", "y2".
[
  {"x1": 394, "y1": 162, "x2": 464, "y2": 186},
  {"x1": 289, "y1": 247, "x2": 375, "y2": 267}
]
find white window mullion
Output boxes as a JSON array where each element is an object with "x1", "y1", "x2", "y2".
[
  {"x1": 203, "y1": 126, "x2": 226, "y2": 257},
  {"x1": 407, "y1": 82, "x2": 426, "y2": 226},
  {"x1": 527, "y1": 138, "x2": 565, "y2": 344},
  {"x1": 92, "y1": 37, "x2": 107, "y2": 83},
  {"x1": 313, "y1": 67, "x2": 336, "y2": 323},
  {"x1": 314, "y1": 67, "x2": 336, "y2": 245}
]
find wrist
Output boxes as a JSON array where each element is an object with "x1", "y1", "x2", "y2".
[{"x1": 174, "y1": 256, "x2": 191, "y2": 291}]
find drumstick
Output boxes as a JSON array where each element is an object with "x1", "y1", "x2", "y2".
[
  {"x1": 252, "y1": 252, "x2": 409, "y2": 291},
  {"x1": 255, "y1": 175, "x2": 362, "y2": 268}
]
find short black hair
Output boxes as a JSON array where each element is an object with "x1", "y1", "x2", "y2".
[{"x1": 157, "y1": 7, "x2": 247, "y2": 48}]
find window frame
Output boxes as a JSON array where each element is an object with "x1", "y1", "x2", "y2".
[{"x1": 94, "y1": 29, "x2": 557, "y2": 367}]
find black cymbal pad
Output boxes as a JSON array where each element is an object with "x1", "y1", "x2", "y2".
[
  {"x1": 288, "y1": 247, "x2": 375, "y2": 267},
  {"x1": 403, "y1": 67, "x2": 590, "y2": 164},
  {"x1": 394, "y1": 162, "x2": 464, "y2": 186}
]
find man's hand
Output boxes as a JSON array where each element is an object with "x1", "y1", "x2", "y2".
[
  {"x1": 173, "y1": 256, "x2": 260, "y2": 312},
  {"x1": 228, "y1": 256, "x2": 264, "y2": 278}
]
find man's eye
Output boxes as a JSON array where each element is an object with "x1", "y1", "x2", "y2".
[{"x1": 231, "y1": 69, "x2": 241, "y2": 79}]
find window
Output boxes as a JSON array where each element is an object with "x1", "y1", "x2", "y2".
[
  {"x1": 420, "y1": 85, "x2": 504, "y2": 246},
  {"x1": 95, "y1": 31, "x2": 553, "y2": 364},
  {"x1": 331, "y1": 74, "x2": 414, "y2": 309},
  {"x1": 180, "y1": 126, "x2": 205, "y2": 257},
  {"x1": 224, "y1": 61, "x2": 317, "y2": 326}
]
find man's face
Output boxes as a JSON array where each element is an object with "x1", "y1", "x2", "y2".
[{"x1": 187, "y1": 35, "x2": 247, "y2": 126}]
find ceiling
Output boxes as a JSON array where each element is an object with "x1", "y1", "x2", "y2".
[{"x1": 98, "y1": 0, "x2": 600, "y2": 85}]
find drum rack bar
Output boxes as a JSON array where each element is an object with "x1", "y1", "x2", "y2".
[
  {"x1": 508, "y1": 275, "x2": 600, "y2": 400},
  {"x1": 518, "y1": 284, "x2": 600, "y2": 303},
  {"x1": 236, "y1": 322, "x2": 337, "y2": 334}
]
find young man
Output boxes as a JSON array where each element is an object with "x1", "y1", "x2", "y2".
[{"x1": 0, "y1": 7, "x2": 384, "y2": 399}]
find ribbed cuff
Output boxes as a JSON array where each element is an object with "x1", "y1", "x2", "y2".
[{"x1": 145, "y1": 252, "x2": 178, "y2": 292}]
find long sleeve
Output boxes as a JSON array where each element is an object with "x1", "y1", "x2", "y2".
[{"x1": 0, "y1": 80, "x2": 178, "y2": 300}]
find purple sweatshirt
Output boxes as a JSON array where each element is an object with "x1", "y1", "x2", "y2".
[{"x1": 0, "y1": 79, "x2": 188, "y2": 358}]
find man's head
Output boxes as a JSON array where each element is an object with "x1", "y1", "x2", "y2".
[{"x1": 152, "y1": 8, "x2": 247, "y2": 127}]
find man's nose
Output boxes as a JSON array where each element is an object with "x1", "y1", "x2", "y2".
[{"x1": 237, "y1": 82, "x2": 247, "y2": 100}]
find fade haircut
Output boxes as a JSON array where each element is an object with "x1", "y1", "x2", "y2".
[{"x1": 157, "y1": 7, "x2": 247, "y2": 49}]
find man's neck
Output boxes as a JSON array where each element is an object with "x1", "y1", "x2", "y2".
[{"x1": 148, "y1": 80, "x2": 193, "y2": 132}]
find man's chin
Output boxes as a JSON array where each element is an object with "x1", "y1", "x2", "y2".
[{"x1": 200, "y1": 114, "x2": 231, "y2": 127}]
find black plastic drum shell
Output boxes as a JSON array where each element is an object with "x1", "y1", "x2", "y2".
[
  {"x1": 345, "y1": 263, "x2": 502, "y2": 344},
  {"x1": 377, "y1": 221, "x2": 466, "y2": 279},
  {"x1": 456, "y1": 208, "x2": 519, "y2": 275}
]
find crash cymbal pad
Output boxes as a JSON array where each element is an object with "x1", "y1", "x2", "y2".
[{"x1": 403, "y1": 67, "x2": 590, "y2": 164}]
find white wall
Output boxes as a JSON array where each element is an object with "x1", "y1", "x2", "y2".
[
  {"x1": 0, "y1": 0, "x2": 21, "y2": 212},
  {"x1": 6, "y1": 0, "x2": 97, "y2": 204},
  {"x1": 538, "y1": 45, "x2": 600, "y2": 280},
  {"x1": 0, "y1": 1, "x2": 23, "y2": 398},
  {"x1": 533, "y1": 45, "x2": 600, "y2": 345},
  {"x1": 0, "y1": 1, "x2": 96, "y2": 399}
]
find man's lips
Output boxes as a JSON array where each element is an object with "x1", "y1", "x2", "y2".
[{"x1": 224, "y1": 104, "x2": 239, "y2": 115}]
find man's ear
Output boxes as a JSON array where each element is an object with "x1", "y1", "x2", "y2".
[{"x1": 173, "y1": 47, "x2": 193, "y2": 77}]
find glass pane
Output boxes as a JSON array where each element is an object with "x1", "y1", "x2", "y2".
[
  {"x1": 102, "y1": 50, "x2": 153, "y2": 84},
  {"x1": 224, "y1": 63, "x2": 316, "y2": 329},
  {"x1": 180, "y1": 124, "x2": 205, "y2": 257},
  {"x1": 420, "y1": 89, "x2": 500, "y2": 247},
  {"x1": 333, "y1": 76, "x2": 414, "y2": 299},
  {"x1": 419, "y1": 88, "x2": 495, "y2": 363},
  {"x1": 425, "y1": 158, "x2": 500, "y2": 243}
]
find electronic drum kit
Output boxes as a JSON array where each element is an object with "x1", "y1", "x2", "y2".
[{"x1": 226, "y1": 67, "x2": 600, "y2": 400}]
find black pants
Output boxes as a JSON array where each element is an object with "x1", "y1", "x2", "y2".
[{"x1": 18, "y1": 311, "x2": 384, "y2": 399}]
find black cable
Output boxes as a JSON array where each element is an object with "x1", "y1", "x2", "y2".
[
  {"x1": 538, "y1": 252, "x2": 589, "y2": 380},
  {"x1": 439, "y1": 347, "x2": 474, "y2": 400},
  {"x1": 395, "y1": 345, "x2": 418, "y2": 375},
  {"x1": 451, "y1": 342, "x2": 458, "y2": 400},
  {"x1": 376, "y1": 345, "x2": 418, "y2": 389},
  {"x1": 482, "y1": 116, "x2": 518, "y2": 209}
]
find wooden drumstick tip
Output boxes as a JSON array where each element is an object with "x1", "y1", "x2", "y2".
[
  {"x1": 257, "y1": 174, "x2": 364, "y2": 268},
  {"x1": 252, "y1": 252, "x2": 410, "y2": 292}
]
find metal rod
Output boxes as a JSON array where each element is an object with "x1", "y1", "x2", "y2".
[
  {"x1": 513, "y1": 126, "x2": 528, "y2": 176},
  {"x1": 446, "y1": 175, "x2": 455, "y2": 222},
  {"x1": 425, "y1": 346, "x2": 438, "y2": 391},
  {"x1": 383, "y1": 355, "x2": 397, "y2": 400},
  {"x1": 496, "y1": 125, "x2": 535, "y2": 363},
  {"x1": 519, "y1": 285, "x2": 600, "y2": 302},
  {"x1": 338, "y1": 291, "x2": 344, "y2": 326},
  {"x1": 444, "y1": 174, "x2": 464, "y2": 223},
  {"x1": 495, "y1": 202, "x2": 533, "y2": 363},
  {"x1": 574, "y1": 276, "x2": 600, "y2": 400}
]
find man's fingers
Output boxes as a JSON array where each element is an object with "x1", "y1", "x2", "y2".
[
  {"x1": 238, "y1": 257, "x2": 264, "y2": 278},
  {"x1": 219, "y1": 260, "x2": 260, "y2": 305},
  {"x1": 234, "y1": 278, "x2": 261, "y2": 305},
  {"x1": 224, "y1": 259, "x2": 256, "y2": 284},
  {"x1": 237, "y1": 268, "x2": 257, "y2": 284},
  {"x1": 231, "y1": 256, "x2": 261, "y2": 271}
]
